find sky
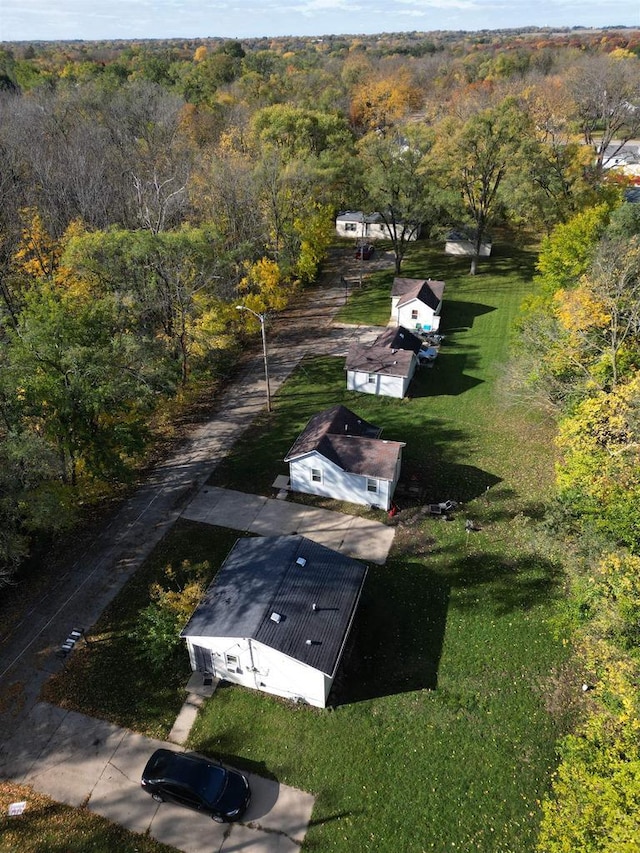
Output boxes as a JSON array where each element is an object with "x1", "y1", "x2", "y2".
[{"x1": 0, "y1": 0, "x2": 638, "y2": 43}]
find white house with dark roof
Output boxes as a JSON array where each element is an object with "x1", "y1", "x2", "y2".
[
  {"x1": 391, "y1": 277, "x2": 444, "y2": 331},
  {"x1": 180, "y1": 535, "x2": 367, "y2": 708},
  {"x1": 345, "y1": 326, "x2": 422, "y2": 399},
  {"x1": 284, "y1": 405, "x2": 404, "y2": 510},
  {"x1": 335, "y1": 211, "x2": 420, "y2": 241}
]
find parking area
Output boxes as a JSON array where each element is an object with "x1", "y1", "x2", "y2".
[
  {"x1": 182, "y1": 486, "x2": 396, "y2": 565},
  {"x1": 2, "y1": 702, "x2": 314, "y2": 853}
]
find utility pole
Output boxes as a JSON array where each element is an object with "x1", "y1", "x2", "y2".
[{"x1": 236, "y1": 305, "x2": 272, "y2": 413}]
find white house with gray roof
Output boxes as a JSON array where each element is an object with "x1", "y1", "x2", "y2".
[
  {"x1": 180, "y1": 535, "x2": 367, "y2": 708},
  {"x1": 345, "y1": 327, "x2": 422, "y2": 399},
  {"x1": 335, "y1": 210, "x2": 420, "y2": 241},
  {"x1": 284, "y1": 405, "x2": 405, "y2": 510},
  {"x1": 391, "y1": 277, "x2": 444, "y2": 331}
]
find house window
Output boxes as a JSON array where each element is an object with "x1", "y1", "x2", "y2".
[
  {"x1": 367, "y1": 478, "x2": 378, "y2": 493},
  {"x1": 345, "y1": 222, "x2": 357, "y2": 232},
  {"x1": 411, "y1": 309, "x2": 419, "y2": 320},
  {"x1": 311, "y1": 468, "x2": 322, "y2": 483},
  {"x1": 225, "y1": 653, "x2": 239, "y2": 673},
  {"x1": 367, "y1": 373, "x2": 376, "y2": 384}
]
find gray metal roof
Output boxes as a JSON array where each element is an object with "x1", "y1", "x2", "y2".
[{"x1": 181, "y1": 536, "x2": 368, "y2": 676}]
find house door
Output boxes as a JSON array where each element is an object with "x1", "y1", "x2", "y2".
[{"x1": 192, "y1": 644, "x2": 215, "y2": 676}]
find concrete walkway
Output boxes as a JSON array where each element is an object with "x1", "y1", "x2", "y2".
[
  {"x1": 183, "y1": 486, "x2": 395, "y2": 565},
  {"x1": 3, "y1": 701, "x2": 314, "y2": 853}
]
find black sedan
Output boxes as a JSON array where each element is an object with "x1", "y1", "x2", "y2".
[{"x1": 141, "y1": 748, "x2": 251, "y2": 823}]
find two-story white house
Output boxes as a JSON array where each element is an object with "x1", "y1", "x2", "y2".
[
  {"x1": 284, "y1": 405, "x2": 404, "y2": 511},
  {"x1": 391, "y1": 277, "x2": 445, "y2": 332}
]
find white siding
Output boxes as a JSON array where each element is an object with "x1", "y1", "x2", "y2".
[
  {"x1": 346, "y1": 369, "x2": 411, "y2": 399},
  {"x1": 288, "y1": 452, "x2": 394, "y2": 510},
  {"x1": 396, "y1": 299, "x2": 441, "y2": 332},
  {"x1": 185, "y1": 635, "x2": 329, "y2": 707},
  {"x1": 336, "y1": 216, "x2": 419, "y2": 241},
  {"x1": 336, "y1": 220, "x2": 388, "y2": 240},
  {"x1": 445, "y1": 238, "x2": 491, "y2": 257}
]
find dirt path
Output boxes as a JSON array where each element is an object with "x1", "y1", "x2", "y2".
[{"x1": 0, "y1": 244, "x2": 391, "y2": 757}]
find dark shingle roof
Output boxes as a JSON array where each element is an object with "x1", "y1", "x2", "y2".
[
  {"x1": 374, "y1": 325, "x2": 422, "y2": 354},
  {"x1": 284, "y1": 405, "x2": 381, "y2": 460},
  {"x1": 345, "y1": 342, "x2": 415, "y2": 378},
  {"x1": 392, "y1": 277, "x2": 445, "y2": 310},
  {"x1": 321, "y1": 435, "x2": 404, "y2": 479},
  {"x1": 181, "y1": 536, "x2": 367, "y2": 676},
  {"x1": 284, "y1": 405, "x2": 404, "y2": 478}
]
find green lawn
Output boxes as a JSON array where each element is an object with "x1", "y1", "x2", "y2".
[
  {"x1": 190, "y1": 240, "x2": 567, "y2": 852},
  {"x1": 47, "y1": 239, "x2": 567, "y2": 852}
]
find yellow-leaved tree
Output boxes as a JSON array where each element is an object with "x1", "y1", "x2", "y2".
[{"x1": 237, "y1": 257, "x2": 292, "y2": 315}]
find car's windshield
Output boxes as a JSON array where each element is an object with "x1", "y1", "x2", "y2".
[
  {"x1": 197, "y1": 765, "x2": 227, "y2": 805},
  {"x1": 167, "y1": 755, "x2": 227, "y2": 805}
]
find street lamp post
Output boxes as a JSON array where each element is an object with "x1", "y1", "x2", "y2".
[{"x1": 236, "y1": 305, "x2": 272, "y2": 413}]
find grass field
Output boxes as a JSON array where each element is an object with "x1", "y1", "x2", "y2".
[
  {"x1": 0, "y1": 782, "x2": 176, "y2": 853},
  {"x1": 45, "y1": 239, "x2": 568, "y2": 852}
]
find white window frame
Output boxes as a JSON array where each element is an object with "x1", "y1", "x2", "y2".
[
  {"x1": 344, "y1": 222, "x2": 357, "y2": 232},
  {"x1": 367, "y1": 373, "x2": 376, "y2": 384},
  {"x1": 311, "y1": 467, "x2": 322, "y2": 483},
  {"x1": 411, "y1": 308, "x2": 419, "y2": 320},
  {"x1": 366, "y1": 478, "x2": 378, "y2": 494},
  {"x1": 225, "y1": 653, "x2": 239, "y2": 673}
]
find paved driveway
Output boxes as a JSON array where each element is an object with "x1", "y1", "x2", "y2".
[
  {"x1": 182, "y1": 486, "x2": 396, "y2": 565},
  {"x1": 3, "y1": 702, "x2": 314, "y2": 853}
]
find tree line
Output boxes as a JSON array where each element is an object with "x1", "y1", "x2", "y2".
[{"x1": 509, "y1": 187, "x2": 640, "y2": 850}]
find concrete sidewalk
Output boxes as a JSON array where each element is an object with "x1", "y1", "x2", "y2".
[
  {"x1": 183, "y1": 486, "x2": 396, "y2": 565},
  {"x1": 3, "y1": 701, "x2": 314, "y2": 853}
]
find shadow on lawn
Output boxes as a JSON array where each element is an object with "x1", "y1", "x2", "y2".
[
  {"x1": 410, "y1": 353, "x2": 484, "y2": 398},
  {"x1": 397, "y1": 459, "x2": 502, "y2": 507},
  {"x1": 442, "y1": 299, "x2": 495, "y2": 332},
  {"x1": 449, "y1": 549, "x2": 565, "y2": 616},
  {"x1": 328, "y1": 562, "x2": 450, "y2": 706}
]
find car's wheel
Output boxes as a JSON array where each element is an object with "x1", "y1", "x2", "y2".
[
  {"x1": 212, "y1": 814, "x2": 225, "y2": 823},
  {"x1": 152, "y1": 793, "x2": 164, "y2": 803}
]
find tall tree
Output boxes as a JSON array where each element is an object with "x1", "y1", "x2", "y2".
[
  {"x1": 358, "y1": 124, "x2": 436, "y2": 274},
  {"x1": 435, "y1": 97, "x2": 528, "y2": 274},
  {"x1": 1, "y1": 285, "x2": 158, "y2": 486}
]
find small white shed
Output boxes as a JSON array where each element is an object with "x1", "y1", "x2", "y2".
[
  {"x1": 445, "y1": 230, "x2": 492, "y2": 257},
  {"x1": 391, "y1": 277, "x2": 444, "y2": 332},
  {"x1": 284, "y1": 405, "x2": 405, "y2": 511},
  {"x1": 181, "y1": 535, "x2": 367, "y2": 709}
]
